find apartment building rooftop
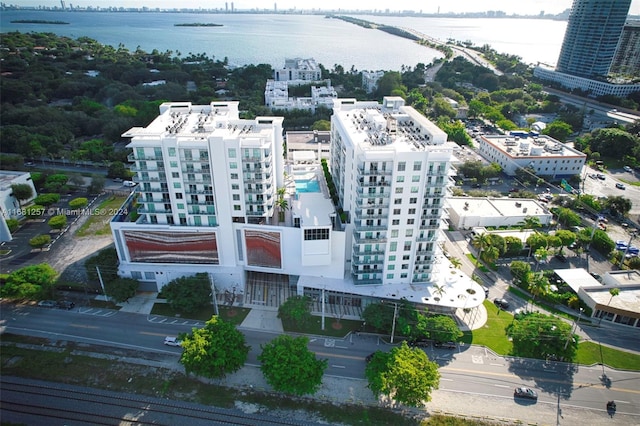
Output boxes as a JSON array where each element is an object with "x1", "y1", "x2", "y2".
[{"x1": 481, "y1": 134, "x2": 585, "y2": 159}]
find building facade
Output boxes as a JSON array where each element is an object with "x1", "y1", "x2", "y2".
[
  {"x1": 0, "y1": 170, "x2": 37, "y2": 242},
  {"x1": 610, "y1": 21, "x2": 640, "y2": 78},
  {"x1": 557, "y1": 0, "x2": 632, "y2": 78},
  {"x1": 273, "y1": 58, "x2": 322, "y2": 82},
  {"x1": 112, "y1": 98, "x2": 485, "y2": 314},
  {"x1": 476, "y1": 133, "x2": 587, "y2": 177}
]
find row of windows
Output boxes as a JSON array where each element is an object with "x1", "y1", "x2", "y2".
[
  {"x1": 394, "y1": 186, "x2": 421, "y2": 194},
  {"x1": 304, "y1": 228, "x2": 330, "y2": 240}
]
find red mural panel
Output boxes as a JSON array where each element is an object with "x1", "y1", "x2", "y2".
[
  {"x1": 245, "y1": 229, "x2": 281, "y2": 269},
  {"x1": 124, "y1": 231, "x2": 218, "y2": 264}
]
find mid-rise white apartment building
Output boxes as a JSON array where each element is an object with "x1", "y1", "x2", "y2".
[
  {"x1": 273, "y1": 58, "x2": 322, "y2": 82},
  {"x1": 112, "y1": 98, "x2": 484, "y2": 313}
]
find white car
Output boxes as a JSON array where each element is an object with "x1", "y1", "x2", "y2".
[
  {"x1": 164, "y1": 336, "x2": 182, "y2": 347},
  {"x1": 623, "y1": 166, "x2": 633, "y2": 173}
]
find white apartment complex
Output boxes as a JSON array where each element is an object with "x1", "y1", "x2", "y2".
[
  {"x1": 476, "y1": 133, "x2": 587, "y2": 177},
  {"x1": 264, "y1": 80, "x2": 337, "y2": 112},
  {"x1": 273, "y1": 58, "x2": 322, "y2": 82},
  {"x1": 112, "y1": 98, "x2": 485, "y2": 313}
]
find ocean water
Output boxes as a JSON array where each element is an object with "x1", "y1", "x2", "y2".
[{"x1": 1, "y1": 11, "x2": 565, "y2": 69}]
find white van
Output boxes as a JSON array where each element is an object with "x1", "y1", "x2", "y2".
[{"x1": 123, "y1": 180, "x2": 137, "y2": 187}]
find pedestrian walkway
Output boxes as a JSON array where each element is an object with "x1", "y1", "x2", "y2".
[
  {"x1": 238, "y1": 306, "x2": 283, "y2": 332},
  {"x1": 116, "y1": 292, "x2": 158, "y2": 314}
]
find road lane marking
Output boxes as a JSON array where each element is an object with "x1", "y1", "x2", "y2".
[
  {"x1": 69, "y1": 324, "x2": 99, "y2": 329},
  {"x1": 331, "y1": 365, "x2": 346, "y2": 369},
  {"x1": 493, "y1": 384, "x2": 509, "y2": 388}
]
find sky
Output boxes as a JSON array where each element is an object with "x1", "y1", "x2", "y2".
[{"x1": 9, "y1": 1, "x2": 640, "y2": 16}]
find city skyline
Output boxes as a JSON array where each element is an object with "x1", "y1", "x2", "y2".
[{"x1": 8, "y1": 0, "x2": 640, "y2": 15}]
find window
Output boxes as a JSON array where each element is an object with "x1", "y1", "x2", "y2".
[
  {"x1": 233, "y1": 194, "x2": 240, "y2": 201},
  {"x1": 391, "y1": 230, "x2": 399, "y2": 238},
  {"x1": 175, "y1": 193, "x2": 183, "y2": 199},
  {"x1": 401, "y1": 273, "x2": 408, "y2": 279},
  {"x1": 397, "y1": 162, "x2": 406, "y2": 171},
  {"x1": 177, "y1": 203, "x2": 184, "y2": 210},
  {"x1": 388, "y1": 265, "x2": 395, "y2": 270},
  {"x1": 170, "y1": 161, "x2": 178, "y2": 168},
  {"x1": 401, "y1": 264, "x2": 409, "y2": 270},
  {"x1": 412, "y1": 175, "x2": 420, "y2": 182},
  {"x1": 408, "y1": 208, "x2": 416, "y2": 215},
  {"x1": 392, "y1": 219, "x2": 400, "y2": 225},
  {"x1": 168, "y1": 148, "x2": 176, "y2": 157},
  {"x1": 403, "y1": 254, "x2": 410, "y2": 260},
  {"x1": 388, "y1": 255, "x2": 396, "y2": 261},
  {"x1": 304, "y1": 228, "x2": 330, "y2": 240},
  {"x1": 396, "y1": 176, "x2": 405, "y2": 183},
  {"x1": 172, "y1": 172, "x2": 179, "y2": 178},
  {"x1": 173, "y1": 182, "x2": 181, "y2": 189},
  {"x1": 231, "y1": 184, "x2": 239, "y2": 190},
  {"x1": 409, "y1": 198, "x2": 417, "y2": 204},
  {"x1": 390, "y1": 242, "x2": 397, "y2": 252},
  {"x1": 405, "y1": 229, "x2": 413, "y2": 237},
  {"x1": 393, "y1": 209, "x2": 401, "y2": 215},
  {"x1": 395, "y1": 187, "x2": 403, "y2": 194},
  {"x1": 404, "y1": 242, "x2": 411, "y2": 251},
  {"x1": 413, "y1": 161, "x2": 422, "y2": 171},
  {"x1": 230, "y1": 173, "x2": 238, "y2": 180},
  {"x1": 411, "y1": 186, "x2": 419, "y2": 193},
  {"x1": 394, "y1": 198, "x2": 402, "y2": 205},
  {"x1": 233, "y1": 205, "x2": 241, "y2": 211},
  {"x1": 407, "y1": 219, "x2": 415, "y2": 225},
  {"x1": 387, "y1": 274, "x2": 394, "y2": 279},
  {"x1": 228, "y1": 148, "x2": 236, "y2": 158},
  {"x1": 131, "y1": 271, "x2": 143, "y2": 279},
  {"x1": 230, "y1": 162, "x2": 238, "y2": 169}
]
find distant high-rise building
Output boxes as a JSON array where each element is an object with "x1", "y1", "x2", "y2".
[
  {"x1": 556, "y1": 0, "x2": 632, "y2": 78},
  {"x1": 610, "y1": 21, "x2": 640, "y2": 78}
]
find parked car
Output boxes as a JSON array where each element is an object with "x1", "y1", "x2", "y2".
[
  {"x1": 434, "y1": 341, "x2": 457, "y2": 349},
  {"x1": 493, "y1": 298, "x2": 509, "y2": 309},
  {"x1": 596, "y1": 173, "x2": 606, "y2": 180},
  {"x1": 57, "y1": 300, "x2": 75, "y2": 310},
  {"x1": 623, "y1": 166, "x2": 633, "y2": 173},
  {"x1": 407, "y1": 338, "x2": 430, "y2": 348},
  {"x1": 615, "y1": 183, "x2": 626, "y2": 190},
  {"x1": 37, "y1": 300, "x2": 57, "y2": 308},
  {"x1": 590, "y1": 272, "x2": 602, "y2": 282},
  {"x1": 514, "y1": 387, "x2": 538, "y2": 400},
  {"x1": 554, "y1": 253, "x2": 567, "y2": 263},
  {"x1": 163, "y1": 336, "x2": 182, "y2": 347}
]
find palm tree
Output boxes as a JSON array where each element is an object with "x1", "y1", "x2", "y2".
[
  {"x1": 471, "y1": 232, "x2": 492, "y2": 265},
  {"x1": 432, "y1": 284, "x2": 446, "y2": 302},
  {"x1": 275, "y1": 187, "x2": 288, "y2": 223},
  {"x1": 449, "y1": 257, "x2": 462, "y2": 269},
  {"x1": 528, "y1": 272, "x2": 549, "y2": 302},
  {"x1": 599, "y1": 288, "x2": 620, "y2": 324},
  {"x1": 518, "y1": 216, "x2": 541, "y2": 230}
]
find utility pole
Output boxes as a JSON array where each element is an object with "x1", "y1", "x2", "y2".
[
  {"x1": 321, "y1": 286, "x2": 326, "y2": 331},
  {"x1": 95, "y1": 266, "x2": 106, "y2": 298},
  {"x1": 618, "y1": 231, "x2": 637, "y2": 269},
  {"x1": 208, "y1": 273, "x2": 218, "y2": 316},
  {"x1": 390, "y1": 302, "x2": 399, "y2": 343}
]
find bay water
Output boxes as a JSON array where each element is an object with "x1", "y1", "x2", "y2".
[{"x1": 1, "y1": 10, "x2": 565, "y2": 70}]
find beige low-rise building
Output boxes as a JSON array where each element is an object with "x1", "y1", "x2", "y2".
[{"x1": 447, "y1": 196, "x2": 552, "y2": 230}]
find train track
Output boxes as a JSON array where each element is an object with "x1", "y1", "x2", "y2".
[{"x1": 1, "y1": 376, "x2": 314, "y2": 425}]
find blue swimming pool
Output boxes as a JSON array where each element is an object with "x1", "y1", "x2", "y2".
[{"x1": 295, "y1": 179, "x2": 320, "y2": 193}]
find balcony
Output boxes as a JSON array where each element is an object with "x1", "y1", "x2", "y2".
[
  {"x1": 246, "y1": 210, "x2": 268, "y2": 216},
  {"x1": 130, "y1": 164, "x2": 164, "y2": 172},
  {"x1": 352, "y1": 275, "x2": 383, "y2": 285},
  {"x1": 186, "y1": 199, "x2": 215, "y2": 206},
  {"x1": 354, "y1": 222, "x2": 387, "y2": 232},
  {"x1": 356, "y1": 187, "x2": 391, "y2": 198},
  {"x1": 184, "y1": 177, "x2": 212, "y2": 185},
  {"x1": 245, "y1": 185, "x2": 272, "y2": 194},
  {"x1": 354, "y1": 234, "x2": 387, "y2": 244},
  {"x1": 128, "y1": 154, "x2": 163, "y2": 162},
  {"x1": 357, "y1": 167, "x2": 393, "y2": 176},
  {"x1": 355, "y1": 198, "x2": 389, "y2": 208},
  {"x1": 358, "y1": 178, "x2": 391, "y2": 187},
  {"x1": 133, "y1": 175, "x2": 165, "y2": 183},
  {"x1": 352, "y1": 257, "x2": 385, "y2": 266},
  {"x1": 184, "y1": 188, "x2": 213, "y2": 195},
  {"x1": 243, "y1": 174, "x2": 272, "y2": 183},
  {"x1": 138, "y1": 206, "x2": 173, "y2": 214},
  {"x1": 352, "y1": 247, "x2": 385, "y2": 256}
]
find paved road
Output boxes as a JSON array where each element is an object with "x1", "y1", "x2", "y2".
[{"x1": 1, "y1": 303, "x2": 639, "y2": 425}]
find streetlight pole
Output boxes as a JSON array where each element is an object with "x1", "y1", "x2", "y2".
[
  {"x1": 618, "y1": 231, "x2": 637, "y2": 269},
  {"x1": 390, "y1": 302, "x2": 399, "y2": 343}
]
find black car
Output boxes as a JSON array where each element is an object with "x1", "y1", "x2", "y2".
[
  {"x1": 434, "y1": 341, "x2": 457, "y2": 349},
  {"x1": 407, "y1": 338, "x2": 430, "y2": 347},
  {"x1": 57, "y1": 300, "x2": 75, "y2": 310},
  {"x1": 590, "y1": 272, "x2": 602, "y2": 282},
  {"x1": 493, "y1": 298, "x2": 509, "y2": 309},
  {"x1": 554, "y1": 253, "x2": 567, "y2": 263},
  {"x1": 514, "y1": 387, "x2": 538, "y2": 400}
]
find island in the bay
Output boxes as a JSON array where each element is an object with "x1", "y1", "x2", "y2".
[
  {"x1": 10, "y1": 20, "x2": 70, "y2": 24},
  {"x1": 174, "y1": 23, "x2": 223, "y2": 27}
]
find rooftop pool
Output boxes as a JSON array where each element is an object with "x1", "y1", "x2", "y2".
[{"x1": 295, "y1": 178, "x2": 320, "y2": 193}]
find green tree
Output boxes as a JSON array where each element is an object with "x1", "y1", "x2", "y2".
[
  {"x1": 542, "y1": 120, "x2": 573, "y2": 142},
  {"x1": 5, "y1": 218, "x2": 19, "y2": 233},
  {"x1": 604, "y1": 195, "x2": 632, "y2": 218},
  {"x1": 33, "y1": 193, "x2": 60, "y2": 207},
  {"x1": 518, "y1": 216, "x2": 541, "y2": 230},
  {"x1": 361, "y1": 301, "x2": 394, "y2": 332},
  {"x1": 528, "y1": 272, "x2": 549, "y2": 300},
  {"x1": 504, "y1": 236, "x2": 524, "y2": 256},
  {"x1": 275, "y1": 187, "x2": 289, "y2": 222},
  {"x1": 277, "y1": 295, "x2": 312, "y2": 326},
  {"x1": 108, "y1": 161, "x2": 129, "y2": 179},
  {"x1": 311, "y1": 120, "x2": 330, "y2": 131},
  {"x1": 24, "y1": 204, "x2": 45, "y2": 219},
  {"x1": 555, "y1": 230, "x2": 576, "y2": 250},
  {"x1": 160, "y1": 273, "x2": 212, "y2": 314},
  {"x1": 509, "y1": 260, "x2": 531, "y2": 282},
  {"x1": 48, "y1": 214, "x2": 67, "y2": 230},
  {"x1": 471, "y1": 232, "x2": 492, "y2": 264},
  {"x1": 29, "y1": 234, "x2": 51, "y2": 251},
  {"x1": 85, "y1": 248, "x2": 119, "y2": 284},
  {"x1": 180, "y1": 316, "x2": 250, "y2": 379},
  {"x1": 0, "y1": 263, "x2": 58, "y2": 299},
  {"x1": 258, "y1": 335, "x2": 327, "y2": 395},
  {"x1": 69, "y1": 197, "x2": 88, "y2": 209},
  {"x1": 104, "y1": 277, "x2": 138, "y2": 303},
  {"x1": 555, "y1": 208, "x2": 581, "y2": 227},
  {"x1": 365, "y1": 342, "x2": 440, "y2": 407},
  {"x1": 44, "y1": 173, "x2": 69, "y2": 193},
  {"x1": 422, "y1": 315, "x2": 463, "y2": 343},
  {"x1": 10, "y1": 183, "x2": 33, "y2": 206},
  {"x1": 506, "y1": 312, "x2": 578, "y2": 362},
  {"x1": 87, "y1": 174, "x2": 106, "y2": 195},
  {"x1": 449, "y1": 257, "x2": 462, "y2": 269}
]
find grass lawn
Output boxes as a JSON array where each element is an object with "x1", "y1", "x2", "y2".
[
  {"x1": 507, "y1": 287, "x2": 592, "y2": 324},
  {"x1": 576, "y1": 341, "x2": 640, "y2": 370},
  {"x1": 282, "y1": 315, "x2": 363, "y2": 338},
  {"x1": 75, "y1": 195, "x2": 127, "y2": 236},
  {"x1": 462, "y1": 300, "x2": 512, "y2": 355},
  {"x1": 465, "y1": 253, "x2": 490, "y2": 273},
  {"x1": 150, "y1": 302, "x2": 250, "y2": 325}
]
